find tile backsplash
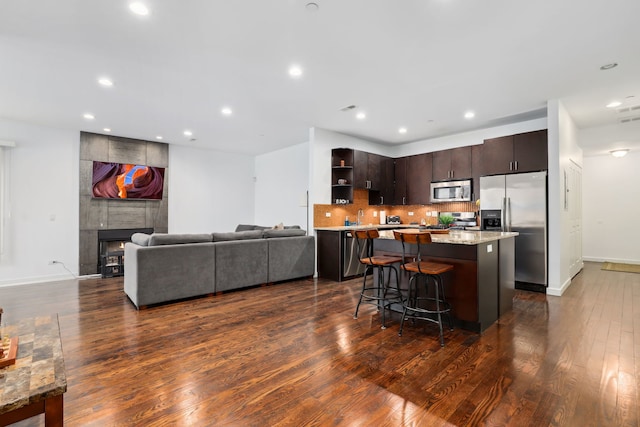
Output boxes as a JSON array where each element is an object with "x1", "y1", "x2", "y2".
[{"x1": 314, "y1": 189, "x2": 478, "y2": 228}]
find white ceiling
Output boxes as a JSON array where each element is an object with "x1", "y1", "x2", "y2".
[{"x1": 1, "y1": 0, "x2": 639, "y2": 156}]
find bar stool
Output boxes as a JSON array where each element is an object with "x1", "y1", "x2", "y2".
[
  {"x1": 353, "y1": 229, "x2": 404, "y2": 329},
  {"x1": 393, "y1": 230, "x2": 454, "y2": 346}
]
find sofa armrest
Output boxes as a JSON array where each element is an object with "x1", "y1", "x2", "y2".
[{"x1": 124, "y1": 242, "x2": 216, "y2": 308}]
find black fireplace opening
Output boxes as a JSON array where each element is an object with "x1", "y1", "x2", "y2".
[{"x1": 98, "y1": 228, "x2": 153, "y2": 278}]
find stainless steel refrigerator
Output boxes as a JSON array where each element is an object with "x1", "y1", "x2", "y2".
[{"x1": 480, "y1": 171, "x2": 547, "y2": 289}]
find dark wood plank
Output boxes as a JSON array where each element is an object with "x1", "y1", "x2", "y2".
[{"x1": 1, "y1": 261, "x2": 639, "y2": 426}]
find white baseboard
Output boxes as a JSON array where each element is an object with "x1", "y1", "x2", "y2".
[
  {"x1": 0, "y1": 272, "x2": 101, "y2": 288},
  {"x1": 583, "y1": 256, "x2": 640, "y2": 265},
  {"x1": 547, "y1": 276, "x2": 572, "y2": 296}
]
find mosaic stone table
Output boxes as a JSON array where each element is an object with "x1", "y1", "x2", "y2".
[{"x1": 0, "y1": 315, "x2": 66, "y2": 427}]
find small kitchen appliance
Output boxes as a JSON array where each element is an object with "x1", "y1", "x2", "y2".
[{"x1": 386, "y1": 215, "x2": 401, "y2": 225}]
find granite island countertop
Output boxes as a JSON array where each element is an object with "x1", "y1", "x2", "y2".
[
  {"x1": 377, "y1": 229, "x2": 519, "y2": 245},
  {"x1": 315, "y1": 225, "x2": 518, "y2": 245}
]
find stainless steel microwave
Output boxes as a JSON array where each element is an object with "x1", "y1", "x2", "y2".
[{"x1": 430, "y1": 179, "x2": 472, "y2": 203}]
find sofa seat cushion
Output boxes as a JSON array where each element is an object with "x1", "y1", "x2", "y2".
[
  {"x1": 213, "y1": 230, "x2": 265, "y2": 242},
  {"x1": 148, "y1": 233, "x2": 212, "y2": 246}
]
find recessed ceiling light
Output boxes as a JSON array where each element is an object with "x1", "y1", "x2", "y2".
[
  {"x1": 83, "y1": 113, "x2": 95, "y2": 120},
  {"x1": 288, "y1": 65, "x2": 303, "y2": 78},
  {"x1": 610, "y1": 149, "x2": 629, "y2": 157},
  {"x1": 464, "y1": 111, "x2": 475, "y2": 119},
  {"x1": 306, "y1": 2, "x2": 319, "y2": 11},
  {"x1": 606, "y1": 101, "x2": 622, "y2": 108},
  {"x1": 103, "y1": 128, "x2": 111, "y2": 132},
  {"x1": 600, "y1": 63, "x2": 618, "y2": 71},
  {"x1": 183, "y1": 130, "x2": 193, "y2": 137},
  {"x1": 156, "y1": 136, "x2": 163, "y2": 140},
  {"x1": 221, "y1": 107, "x2": 233, "y2": 116},
  {"x1": 98, "y1": 77, "x2": 114, "y2": 87},
  {"x1": 398, "y1": 127, "x2": 408, "y2": 134},
  {"x1": 129, "y1": 2, "x2": 149, "y2": 16},
  {"x1": 356, "y1": 112, "x2": 366, "y2": 120}
]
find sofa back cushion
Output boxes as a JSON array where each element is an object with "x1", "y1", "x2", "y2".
[
  {"x1": 263, "y1": 229, "x2": 307, "y2": 238},
  {"x1": 148, "y1": 233, "x2": 212, "y2": 246},
  {"x1": 212, "y1": 230, "x2": 265, "y2": 242}
]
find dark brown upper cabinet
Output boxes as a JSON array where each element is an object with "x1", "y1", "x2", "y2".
[
  {"x1": 432, "y1": 146, "x2": 472, "y2": 181},
  {"x1": 471, "y1": 144, "x2": 483, "y2": 201},
  {"x1": 406, "y1": 153, "x2": 432, "y2": 205},
  {"x1": 394, "y1": 157, "x2": 408, "y2": 205},
  {"x1": 481, "y1": 130, "x2": 547, "y2": 175},
  {"x1": 352, "y1": 150, "x2": 394, "y2": 205}
]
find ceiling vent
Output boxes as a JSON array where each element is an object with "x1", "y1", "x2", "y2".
[
  {"x1": 339, "y1": 104, "x2": 357, "y2": 112},
  {"x1": 616, "y1": 104, "x2": 640, "y2": 124},
  {"x1": 616, "y1": 105, "x2": 640, "y2": 114},
  {"x1": 618, "y1": 115, "x2": 640, "y2": 124}
]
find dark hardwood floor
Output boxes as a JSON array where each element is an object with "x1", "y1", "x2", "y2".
[{"x1": 1, "y1": 261, "x2": 638, "y2": 426}]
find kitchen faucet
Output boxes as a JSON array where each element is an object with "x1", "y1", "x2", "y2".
[{"x1": 357, "y1": 209, "x2": 364, "y2": 225}]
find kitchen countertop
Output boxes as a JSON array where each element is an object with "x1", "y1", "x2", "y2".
[
  {"x1": 314, "y1": 224, "x2": 420, "y2": 231},
  {"x1": 315, "y1": 225, "x2": 518, "y2": 245},
  {"x1": 377, "y1": 229, "x2": 518, "y2": 245}
]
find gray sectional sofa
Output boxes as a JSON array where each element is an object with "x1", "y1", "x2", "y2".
[{"x1": 124, "y1": 225, "x2": 315, "y2": 308}]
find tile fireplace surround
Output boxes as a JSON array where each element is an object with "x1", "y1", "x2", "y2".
[{"x1": 79, "y1": 132, "x2": 168, "y2": 276}]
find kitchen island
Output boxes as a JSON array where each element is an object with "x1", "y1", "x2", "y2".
[{"x1": 315, "y1": 226, "x2": 518, "y2": 333}]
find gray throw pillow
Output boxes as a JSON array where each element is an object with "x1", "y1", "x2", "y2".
[
  {"x1": 235, "y1": 224, "x2": 256, "y2": 232},
  {"x1": 131, "y1": 233, "x2": 151, "y2": 246}
]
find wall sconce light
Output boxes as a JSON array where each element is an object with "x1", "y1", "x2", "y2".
[{"x1": 610, "y1": 149, "x2": 629, "y2": 158}]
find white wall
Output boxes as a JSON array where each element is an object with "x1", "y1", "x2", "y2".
[
  {"x1": 254, "y1": 142, "x2": 309, "y2": 230},
  {"x1": 0, "y1": 118, "x2": 79, "y2": 286},
  {"x1": 168, "y1": 145, "x2": 255, "y2": 233},
  {"x1": 582, "y1": 149, "x2": 640, "y2": 264},
  {"x1": 547, "y1": 100, "x2": 583, "y2": 296}
]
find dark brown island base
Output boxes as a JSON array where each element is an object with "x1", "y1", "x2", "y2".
[{"x1": 316, "y1": 226, "x2": 518, "y2": 333}]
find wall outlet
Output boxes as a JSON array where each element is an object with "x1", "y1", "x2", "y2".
[
  {"x1": 408, "y1": 212, "x2": 414, "y2": 216},
  {"x1": 373, "y1": 211, "x2": 377, "y2": 217},
  {"x1": 325, "y1": 212, "x2": 331, "y2": 217}
]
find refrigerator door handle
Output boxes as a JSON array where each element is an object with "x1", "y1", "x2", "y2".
[
  {"x1": 506, "y1": 197, "x2": 511, "y2": 232},
  {"x1": 501, "y1": 197, "x2": 507, "y2": 231}
]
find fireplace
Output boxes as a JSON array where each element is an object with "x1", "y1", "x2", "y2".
[{"x1": 98, "y1": 228, "x2": 153, "y2": 278}]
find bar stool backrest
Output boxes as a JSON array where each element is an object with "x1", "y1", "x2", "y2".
[
  {"x1": 393, "y1": 231, "x2": 433, "y2": 272},
  {"x1": 353, "y1": 229, "x2": 380, "y2": 263}
]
